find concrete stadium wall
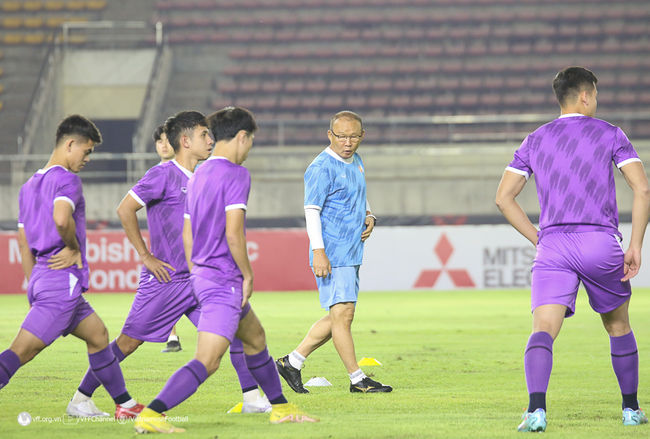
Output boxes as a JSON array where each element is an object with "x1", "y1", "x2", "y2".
[{"x1": 2, "y1": 140, "x2": 650, "y2": 223}]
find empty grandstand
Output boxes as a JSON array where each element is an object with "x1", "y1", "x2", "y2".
[{"x1": 1, "y1": 0, "x2": 649, "y2": 224}]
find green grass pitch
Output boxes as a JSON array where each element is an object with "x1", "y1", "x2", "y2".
[{"x1": 1, "y1": 289, "x2": 650, "y2": 438}]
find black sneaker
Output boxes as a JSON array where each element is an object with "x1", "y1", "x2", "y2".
[
  {"x1": 161, "y1": 339, "x2": 182, "y2": 353},
  {"x1": 275, "y1": 355, "x2": 309, "y2": 393},
  {"x1": 350, "y1": 377, "x2": 393, "y2": 393}
]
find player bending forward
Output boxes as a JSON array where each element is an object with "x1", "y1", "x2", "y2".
[
  {"x1": 66, "y1": 112, "x2": 270, "y2": 418},
  {"x1": 0, "y1": 115, "x2": 144, "y2": 419},
  {"x1": 134, "y1": 107, "x2": 318, "y2": 434}
]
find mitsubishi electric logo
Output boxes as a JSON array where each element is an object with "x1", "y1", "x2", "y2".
[{"x1": 413, "y1": 233, "x2": 475, "y2": 288}]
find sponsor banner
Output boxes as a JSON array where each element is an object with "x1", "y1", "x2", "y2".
[
  {"x1": 360, "y1": 224, "x2": 645, "y2": 291},
  {"x1": 0, "y1": 229, "x2": 315, "y2": 294},
  {"x1": 1, "y1": 225, "x2": 646, "y2": 293}
]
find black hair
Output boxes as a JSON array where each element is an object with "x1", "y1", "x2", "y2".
[
  {"x1": 552, "y1": 67, "x2": 598, "y2": 107},
  {"x1": 206, "y1": 106, "x2": 257, "y2": 142},
  {"x1": 163, "y1": 111, "x2": 207, "y2": 152},
  {"x1": 152, "y1": 124, "x2": 165, "y2": 143},
  {"x1": 55, "y1": 114, "x2": 102, "y2": 146}
]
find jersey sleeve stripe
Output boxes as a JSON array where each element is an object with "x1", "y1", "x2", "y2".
[
  {"x1": 616, "y1": 157, "x2": 642, "y2": 169},
  {"x1": 505, "y1": 166, "x2": 530, "y2": 180},
  {"x1": 128, "y1": 189, "x2": 146, "y2": 207},
  {"x1": 304, "y1": 204, "x2": 322, "y2": 211},
  {"x1": 53, "y1": 196, "x2": 76, "y2": 211},
  {"x1": 225, "y1": 203, "x2": 247, "y2": 211},
  {"x1": 183, "y1": 213, "x2": 191, "y2": 219},
  {"x1": 17, "y1": 223, "x2": 24, "y2": 228}
]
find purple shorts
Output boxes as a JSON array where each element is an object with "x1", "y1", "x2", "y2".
[
  {"x1": 192, "y1": 274, "x2": 251, "y2": 342},
  {"x1": 531, "y1": 232, "x2": 631, "y2": 317},
  {"x1": 122, "y1": 277, "x2": 201, "y2": 343},
  {"x1": 21, "y1": 267, "x2": 95, "y2": 346}
]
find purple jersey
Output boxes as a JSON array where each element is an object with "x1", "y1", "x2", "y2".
[
  {"x1": 129, "y1": 160, "x2": 193, "y2": 281},
  {"x1": 18, "y1": 165, "x2": 89, "y2": 290},
  {"x1": 184, "y1": 156, "x2": 251, "y2": 282},
  {"x1": 507, "y1": 114, "x2": 641, "y2": 238}
]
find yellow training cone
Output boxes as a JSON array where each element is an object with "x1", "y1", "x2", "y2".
[
  {"x1": 226, "y1": 402, "x2": 243, "y2": 414},
  {"x1": 358, "y1": 357, "x2": 382, "y2": 366}
]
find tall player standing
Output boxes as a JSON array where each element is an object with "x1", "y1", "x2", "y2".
[
  {"x1": 134, "y1": 107, "x2": 318, "y2": 434},
  {"x1": 0, "y1": 115, "x2": 144, "y2": 419},
  {"x1": 66, "y1": 112, "x2": 271, "y2": 418},
  {"x1": 496, "y1": 67, "x2": 650, "y2": 432}
]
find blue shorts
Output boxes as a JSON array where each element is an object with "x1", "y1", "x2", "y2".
[
  {"x1": 316, "y1": 266, "x2": 360, "y2": 309},
  {"x1": 532, "y1": 232, "x2": 631, "y2": 317}
]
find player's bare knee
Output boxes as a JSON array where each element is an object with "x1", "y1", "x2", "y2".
[
  {"x1": 116, "y1": 334, "x2": 142, "y2": 356},
  {"x1": 241, "y1": 329, "x2": 266, "y2": 353},
  {"x1": 84, "y1": 325, "x2": 109, "y2": 352},
  {"x1": 331, "y1": 306, "x2": 355, "y2": 326},
  {"x1": 603, "y1": 321, "x2": 631, "y2": 337},
  {"x1": 10, "y1": 345, "x2": 42, "y2": 365},
  {"x1": 199, "y1": 356, "x2": 222, "y2": 376}
]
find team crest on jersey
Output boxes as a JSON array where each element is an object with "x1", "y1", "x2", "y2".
[{"x1": 181, "y1": 187, "x2": 187, "y2": 193}]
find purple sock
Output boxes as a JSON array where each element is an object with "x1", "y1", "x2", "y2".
[
  {"x1": 230, "y1": 337, "x2": 258, "y2": 393},
  {"x1": 524, "y1": 331, "x2": 553, "y2": 411},
  {"x1": 0, "y1": 350, "x2": 21, "y2": 390},
  {"x1": 88, "y1": 345, "x2": 129, "y2": 403},
  {"x1": 79, "y1": 340, "x2": 126, "y2": 397},
  {"x1": 610, "y1": 331, "x2": 639, "y2": 409},
  {"x1": 153, "y1": 359, "x2": 207, "y2": 412},
  {"x1": 245, "y1": 347, "x2": 286, "y2": 403}
]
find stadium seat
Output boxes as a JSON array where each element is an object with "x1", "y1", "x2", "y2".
[
  {"x1": 285, "y1": 79, "x2": 306, "y2": 94},
  {"x1": 278, "y1": 96, "x2": 301, "y2": 111},
  {"x1": 46, "y1": 17, "x2": 68, "y2": 28},
  {"x1": 2, "y1": 33, "x2": 24, "y2": 44},
  {"x1": 44, "y1": 0, "x2": 65, "y2": 10},
  {"x1": 65, "y1": 0, "x2": 87, "y2": 10},
  {"x1": 305, "y1": 80, "x2": 327, "y2": 93},
  {"x1": 24, "y1": 17, "x2": 45, "y2": 28},
  {"x1": 261, "y1": 81, "x2": 283, "y2": 93},
  {"x1": 232, "y1": 96, "x2": 256, "y2": 109},
  {"x1": 322, "y1": 95, "x2": 345, "y2": 110},
  {"x1": 2, "y1": 17, "x2": 23, "y2": 29},
  {"x1": 239, "y1": 80, "x2": 261, "y2": 94},
  {"x1": 85, "y1": 0, "x2": 106, "y2": 10},
  {"x1": 24, "y1": 1, "x2": 44, "y2": 11},
  {"x1": 390, "y1": 95, "x2": 411, "y2": 109},
  {"x1": 24, "y1": 33, "x2": 46, "y2": 44},
  {"x1": 216, "y1": 81, "x2": 237, "y2": 94},
  {"x1": 1, "y1": 1, "x2": 22, "y2": 12},
  {"x1": 256, "y1": 96, "x2": 278, "y2": 112},
  {"x1": 346, "y1": 95, "x2": 366, "y2": 109}
]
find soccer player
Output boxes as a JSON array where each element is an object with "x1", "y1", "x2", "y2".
[
  {"x1": 152, "y1": 122, "x2": 183, "y2": 353},
  {"x1": 153, "y1": 123, "x2": 175, "y2": 164},
  {"x1": 496, "y1": 67, "x2": 650, "y2": 432},
  {"x1": 0, "y1": 115, "x2": 144, "y2": 419},
  {"x1": 275, "y1": 110, "x2": 392, "y2": 394},
  {"x1": 134, "y1": 106, "x2": 317, "y2": 434},
  {"x1": 66, "y1": 111, "x2": 271, "y2": 418}
]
